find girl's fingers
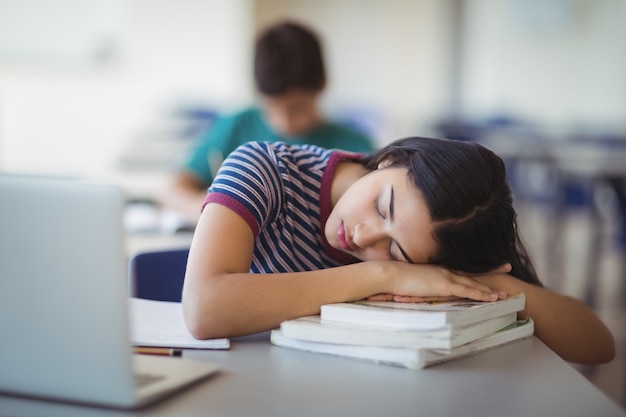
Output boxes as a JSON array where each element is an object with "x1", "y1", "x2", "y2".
[
  {"x1": 451, "y1": 276, "x2": 507, "y2": 300},
  {"x1": 377, "y1": 264, "x2": 509, "y2": 303},
  {"x1": 453, "y1": 283, "x2": 508, "y2": 302},
  {"x1": 490, "y1": 263, "x2": 512, "y2": 274},
  {"x1": 393, "y1": 295, "x2": 460, "y2": 303},
  {"x1": 366, "y1": 293, "x2": 394, "y2": 301}
]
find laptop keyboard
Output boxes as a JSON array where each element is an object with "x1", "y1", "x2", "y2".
[{"x1": 134, "y1": 372, "x2": 165, "y2": 388}]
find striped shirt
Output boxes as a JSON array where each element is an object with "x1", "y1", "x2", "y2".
[{"x1": 203, "y1": 141, "x2": 362, "y2": 272}]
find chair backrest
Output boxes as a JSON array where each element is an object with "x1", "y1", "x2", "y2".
[{"x1": 129, "y1": 248, "x2": 189, "y2": 302}]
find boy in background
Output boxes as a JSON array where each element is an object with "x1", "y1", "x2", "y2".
[{"x1": 160, "y1": 20, "x2": 375, "y2": 223}]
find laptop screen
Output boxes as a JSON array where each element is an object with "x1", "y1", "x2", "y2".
[{"x1": 0, "y1": 175, "x2": 137, "y2": 405}]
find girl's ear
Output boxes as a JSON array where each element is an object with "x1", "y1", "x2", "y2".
[{"x1": 377, "y1": 158, "x2": 393, "y2": 170}]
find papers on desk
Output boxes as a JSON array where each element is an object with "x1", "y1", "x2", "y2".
[{"x1": 129, "y1": 297, "x2": 230, "y2": 349}]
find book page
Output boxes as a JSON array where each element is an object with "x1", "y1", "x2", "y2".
[{"x1": 129, "y1": 298, "x2": 230, "y2": 349}]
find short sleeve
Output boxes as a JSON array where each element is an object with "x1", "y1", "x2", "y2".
[{"x1": 203, "y1": 142, "x2": 283, "y2": 237}]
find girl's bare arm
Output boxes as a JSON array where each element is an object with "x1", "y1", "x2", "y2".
[
  {"x1": 182, "y1": 203, "x2": 503, "y2": 339},
  {"x1": 476, "y1": 274, "x2": 615, "y2": 365}
]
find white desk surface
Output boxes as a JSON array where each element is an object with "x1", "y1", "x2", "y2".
[{"x1": 1, "y1": 333, "x2": 624, "y2": 417}]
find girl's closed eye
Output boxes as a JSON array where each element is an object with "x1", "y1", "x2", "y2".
[
  {"x1": 373, "y1": 199, "x2": 398, "y2": 261},
  {"x1": 373, "y1": 199, "x2": 385, "y2": 219}
]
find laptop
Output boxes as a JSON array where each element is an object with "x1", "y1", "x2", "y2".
[{"x1": 0, "y1": 174, "x2": 220, "y2": 409}]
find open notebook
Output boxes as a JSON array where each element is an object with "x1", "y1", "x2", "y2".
[
  {"x1": 130, "y1": 297, "x2": 230, "y2": 350},
  {"x1": 0, "y1": 175, "x2": 220, "y2": 409}
]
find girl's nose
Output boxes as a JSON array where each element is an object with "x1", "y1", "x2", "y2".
[{"x1": 352, "y1": 222, "x2": 387, "y2": 249}]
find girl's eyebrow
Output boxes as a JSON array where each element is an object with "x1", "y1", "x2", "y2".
[
  {"x1": 389, "y1": 186, "x2": 395, "y2": 221},
  {"x1": 389, "y1": 186, "x2": 415, "y2": 264}
]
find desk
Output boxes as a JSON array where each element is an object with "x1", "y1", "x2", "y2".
[{"x1": 0, "y1": 334, "x2": 624, "y2": 417}]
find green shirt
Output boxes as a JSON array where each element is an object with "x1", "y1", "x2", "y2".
[{"x1": 185, "y1": 107, "x2": 375, "y2": 186}]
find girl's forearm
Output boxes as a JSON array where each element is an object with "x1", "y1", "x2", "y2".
[
  {"x1": 183, "y1": 261, "x2": 506, "y2": 340},
  {"x1": 185, "y1": 203, "x2": 504, "y2": 340},
  {"x1": 485, "y1": 274, "x2": 615, "y2": 364},
  {"x1": 182, "y1": 262, "x2": 390, "y2": 339}
]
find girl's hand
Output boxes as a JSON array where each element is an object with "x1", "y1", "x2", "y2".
[
  {"x1": 366, "y1": 294, "x2": 463, "y2": 303},
  {"x1": 376, "y1": 262, "x2": 509, "y2": 302}
]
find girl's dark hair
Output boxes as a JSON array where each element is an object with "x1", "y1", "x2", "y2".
[
  {"x1": 362, "y1": 136, "x2": 541, "y2": 286},
  {"x1": 254, "y1": 20, "x2": 326, "y2": 96}
]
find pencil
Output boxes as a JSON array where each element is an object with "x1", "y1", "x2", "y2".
[{"x1": 134, "y1": 347, "x2": 183, "y2": 357}]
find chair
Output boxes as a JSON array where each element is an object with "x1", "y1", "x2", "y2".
[{"x1": 129, "y1": 248, "x2": 189, "y2": 302}]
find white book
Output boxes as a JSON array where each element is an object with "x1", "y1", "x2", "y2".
[
  {"x1": 280, "y1": 312, "x2": 517, "y2": 350},
  {"x1": 130, "y1": 298, "x2": 230, "y2": 349},
  {"x1": 321, "y1": 294, "x2": 525, "y2": 330},
  {"x1": 271, "y1": 319, "x2": 534, "y2": 369}
]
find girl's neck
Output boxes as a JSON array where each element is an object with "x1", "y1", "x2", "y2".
[{"x1": 329, "y1": 161, "x2": 369, "y2": 209}]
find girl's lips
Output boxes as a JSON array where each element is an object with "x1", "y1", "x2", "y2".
[{"x1": 337, "y1": 221, "x2": 352, "y2": 251}]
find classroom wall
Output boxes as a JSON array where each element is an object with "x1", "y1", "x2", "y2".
[
  {"x1": 0, "y1": 0, "x2": 253, "y2": 177},
  {"x1": 460, "y1": 0, "x2": 626, "y2": 131},
  {"x1": 0, "y1": 0, "x2": 624, "y2": 185},
  {"x1": 256, "y1": 0, "x2": 626, "y2": 137}
]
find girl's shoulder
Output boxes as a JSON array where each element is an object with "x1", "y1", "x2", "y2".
[
  {"x1": 231, "y1": 141, "x2": 336, "y2": 165},
  {"x1": 227, "y1": 142, "x2": 364, "y2": 189}
]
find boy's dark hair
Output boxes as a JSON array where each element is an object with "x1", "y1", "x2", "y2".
[{"x1": 254, "y1": 20, "x2": 326, "y2": 96}]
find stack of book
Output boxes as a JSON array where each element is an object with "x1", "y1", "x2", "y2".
[{"x1": 271, "y1": 293, "x2": 533, "y2": 369}]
